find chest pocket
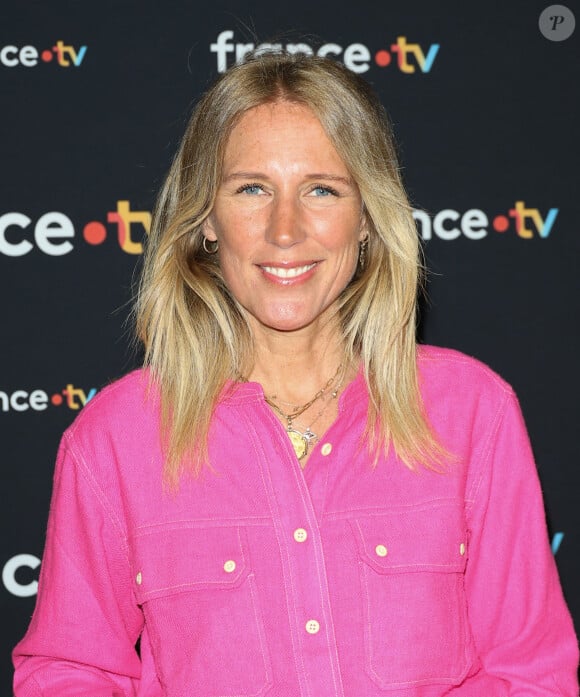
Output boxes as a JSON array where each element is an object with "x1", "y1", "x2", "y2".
[
  {"x1": 350, "y1": 501, "x2": 473, "y2": 689},
  {"x1": 131, "y1": 525, "x2": 272, "y2": 697}
]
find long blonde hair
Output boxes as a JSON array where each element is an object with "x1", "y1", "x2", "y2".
[{"x1": 136, "y1": 51, "x2": 442, "y2": 482}]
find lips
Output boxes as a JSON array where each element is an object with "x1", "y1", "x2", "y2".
[{"x1": 260, "y1": 263, "x2": 316, "y2": 279}]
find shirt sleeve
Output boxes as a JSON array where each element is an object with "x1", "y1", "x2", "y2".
[
  {"x1": 464, "y1": 388, "x2": 579, "y2": 695},
  {"x1": 12, "y1": 431, "x2": 144, "y2": 696}
]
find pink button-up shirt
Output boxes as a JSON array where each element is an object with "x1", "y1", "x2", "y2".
[{"x1": 13, "y1": 346, "x2": 579, "y2": 696}]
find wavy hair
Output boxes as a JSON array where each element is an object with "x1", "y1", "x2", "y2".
[{"x1": 135, "y1": 50, "x2": 443, "y2": 482}]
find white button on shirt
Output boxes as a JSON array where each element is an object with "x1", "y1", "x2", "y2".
[
  {"x1": 375, "y1": 544, "x2": 388, "y2": 557},
  {"x1": 321, "y1": 443, "x2": 332, "y2": 456},
  {"x1": 223, "y1": 560, "x2": 236, "y2": 573},
  {"x1": 305, "y1": 620, "x2": 320, "y2": 635},
  {"x1": 293, "y1": 528, "x2": 308, "y2": 543}
]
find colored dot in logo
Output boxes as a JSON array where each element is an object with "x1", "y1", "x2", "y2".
[
  {"x1": 492, "y1": 215, "x2": 509, "y2": 233},
  {"x1": 83, "y1": 221, "x2": 107, "y2": 245},
  {"x1": 51, "y1": 394, "x2": 63, "y2": 406},
  {"x1": 41, "y1": 50, "x2": 53, "y2": 62},
  {"x1": 375, "y1": 50, "x2": 392, "y2": 67}
]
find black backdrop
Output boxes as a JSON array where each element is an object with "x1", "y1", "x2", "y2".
[{"x1": 2, "y1": 1, "x2": 579, "y2": 692}]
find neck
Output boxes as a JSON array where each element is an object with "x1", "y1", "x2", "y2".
[{"x1": 246, "y1": 318, "x2": 348, "y2": 405}]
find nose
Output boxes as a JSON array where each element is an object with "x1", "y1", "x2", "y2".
[{"x1": 264, "y1": 195, "x2": 306, "y2": 248}]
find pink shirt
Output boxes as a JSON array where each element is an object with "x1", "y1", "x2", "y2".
[{"x1": 13, "y1": 346, "x2": 579, "y2": 696}]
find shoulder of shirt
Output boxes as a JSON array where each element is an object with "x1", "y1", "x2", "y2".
[
  {"x1": 417, "y1": 344, "x2": 515, "y2": 398},
  {"x1": 65, "y1": 368, "x2": 157, "y2": 440}
]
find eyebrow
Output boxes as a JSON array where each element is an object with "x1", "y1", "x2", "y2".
[{"x1": 222, "y1": 172, "x2": 355, "y2": 186}]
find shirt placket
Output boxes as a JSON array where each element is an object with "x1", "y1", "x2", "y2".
[{"x1": 243, "y1": 404, "x2": 345, "y2": 697}]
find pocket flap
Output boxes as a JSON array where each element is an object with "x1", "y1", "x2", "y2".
[
  {"x1": 351, "y1": 500, "x2": 467, "y2": 574},
  {"x1": 131, "y1": 525, "x2": 248, "y2": 601}
]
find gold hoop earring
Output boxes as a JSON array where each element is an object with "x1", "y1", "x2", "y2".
[
  {"x1": 358, "y1": 236, "x2": 369, "y2": 269},
  {"x1": 202, "y1": 237, "x2": 219, "y2": 255}
]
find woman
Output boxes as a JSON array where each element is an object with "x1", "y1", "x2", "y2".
[{"x1": 13, "y1": 52, "x2": 578, "y2": 696}]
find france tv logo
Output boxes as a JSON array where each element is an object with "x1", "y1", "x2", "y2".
[
  {"x1": 0, "y1": 41, "x2": 87, "y2": 68},
  {"x1": 210, "y1": 31, "x2": 440, "y2": 75}
]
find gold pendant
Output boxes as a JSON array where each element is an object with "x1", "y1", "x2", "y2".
[{"x1": 287, "y1": 428, "x2": 308, "y2": 460}]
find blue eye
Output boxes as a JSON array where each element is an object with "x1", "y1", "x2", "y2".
[
  {"x1": 311, "y1": 186, "x2": 337, "y2": 197},
  {"x1": 238, "y1": 184, "x2": 263, "y2": 195}
]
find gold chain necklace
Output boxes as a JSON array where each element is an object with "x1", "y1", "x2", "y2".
[
  {"x1": 265, "y1": 363, "x2": 343, "y2": 461},
  {"x1": 290, "y1": 377, "x2": 344, "y2": 455}
]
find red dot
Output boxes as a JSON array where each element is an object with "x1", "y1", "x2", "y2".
[
  {"x1": 41, "y1": 50, "x2": 53, "y2": 62},
  {"x1": 83, "y1": 221, "x2": 107, "y2": 245},
  {"x1": 492, "y1": 215, "x2": 509, "y2": 233},
  {"x1": 51, "y1": 394, "x2": 63, "y2": 406},
  {"x1": 375, "y1": 50, "x2": 391, "y2": 67}
]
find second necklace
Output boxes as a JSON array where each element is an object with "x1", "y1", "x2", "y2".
[{"x1": 265, "y1": 363, "x2": 343, "y2": 461}]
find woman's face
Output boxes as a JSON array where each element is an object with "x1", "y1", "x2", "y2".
[{"x1": 204, "y1": 100, "x2": 366, "y2": 336}]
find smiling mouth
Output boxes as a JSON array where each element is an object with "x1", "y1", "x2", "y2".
[{"x1": 260, "y1": 263, "x2": 316, "y2": 279}]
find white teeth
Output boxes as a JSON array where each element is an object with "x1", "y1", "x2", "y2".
[{"x1": 262, "y1": 264, "x2": 315, "y2": 278}]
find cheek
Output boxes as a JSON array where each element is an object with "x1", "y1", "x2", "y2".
[
  {"x1": 216, "y1": 246, "x2": 260, "y2": 299},
  {"x1": 326, "y1": 227, "x2": 363, "y2": 261},
  {"x1": 218, "y1": 202, "x2": 263, "y2": 233},
  {"x1": 217, "y1": 248, "x2": 245, "y2": 279},
  {"x1": 320, "y1": 208, "x2": 363, "y2": 243}
]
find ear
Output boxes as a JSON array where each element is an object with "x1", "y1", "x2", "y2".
[
  {"x1": 358, "y1": 210, "x2": 369, "y2": 242},
  {"x1": 201, "y1": 216, "x2": 218, "y2": 243}
]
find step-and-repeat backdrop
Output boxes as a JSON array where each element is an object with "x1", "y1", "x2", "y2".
[{"x1": 1, "y1": 1, "x2": 578, "y2": 691}]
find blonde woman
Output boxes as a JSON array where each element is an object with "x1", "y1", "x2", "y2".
[{"x1": 13, "y1": 52, "x2": 578, "y2": 696}]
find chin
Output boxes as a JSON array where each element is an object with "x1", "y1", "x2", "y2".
[
  {"x1": 263, "y1": 319, "x2": 312, "y2": 333},
  {"x1": 261, "y1": 310, "x2": 334, "y2": 334},
  {"x1": 249, "y1": 309, "x2": 311, "y2": 333},
  {"x1": 246, "y1": 301, "x2": 336, "y2": 334}
]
